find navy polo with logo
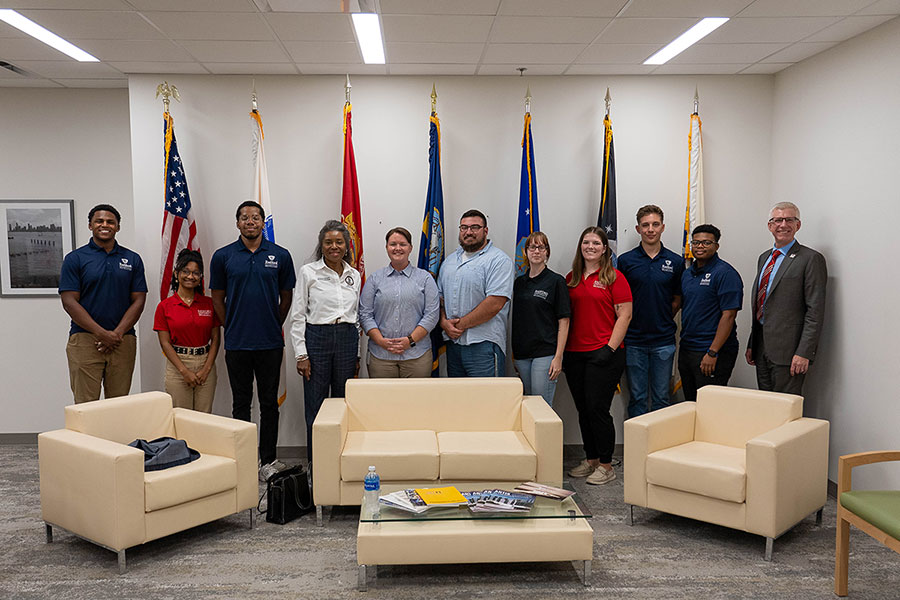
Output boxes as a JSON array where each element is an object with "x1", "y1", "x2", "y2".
[
  {"x1": 209, "y1": 238, "x2": 296, "y2": 351},
  {"x1": 618, "y1": 244, "x2": 684, "y2": 347},
  {"x1": 680, "y1": 253, "x2": 743, "y2": 352},
  {"x1": 58, "y1": 239, "x2": 148, "y2": 335}
]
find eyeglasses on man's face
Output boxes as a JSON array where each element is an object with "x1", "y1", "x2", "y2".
[
  {"x1": 690, "y1": 239, "x2": 716, "y2": 247},
  {"x1": 768, "y1": 217, "x2": 799, "y2": 225},
  {"x1": 459, "y1": 224, "x2": 484, "y2": 232},
  {"x1": 239, "y1": 214, "x2": 262, "y2": 223}
]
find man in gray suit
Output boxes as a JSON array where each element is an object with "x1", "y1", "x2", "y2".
[{"x1": 746, "y1": 202, "x2": 827, "y2": 395}]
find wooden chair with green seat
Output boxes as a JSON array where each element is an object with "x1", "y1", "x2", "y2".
[{"x1": 834, "y1": 451, "x2": 900, "y2": 596}]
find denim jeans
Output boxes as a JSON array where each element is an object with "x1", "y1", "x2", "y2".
[
  {"x1": 514, "y1": 355, "x2": 558, "y2": 407},
  {"x1": 446, "y1": 340, "x2": 506, "y2": 377},
  {"x1": 625, "y1": 344, "x2": 676, "y2": 418}
]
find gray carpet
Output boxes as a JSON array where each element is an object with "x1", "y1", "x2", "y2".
[{"x1": 1, "y1": 444, "x2": 896, "y2": 599}]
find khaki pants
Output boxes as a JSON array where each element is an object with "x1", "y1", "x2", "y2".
[
  {"x1": 165, "y1": 353, "x2": 217, "y2": 413},
  {"x1": 367, "y1": 352, "x2": 433, "y2": 378},
  {"x1": 66, "y1": 332, "x2": 137, "y2": 404}
]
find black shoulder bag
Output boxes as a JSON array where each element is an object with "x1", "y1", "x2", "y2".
[{"x1": 259, "y1": 465, "x2": 314, "y2": 524}]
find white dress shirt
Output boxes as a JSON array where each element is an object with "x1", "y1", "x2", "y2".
[{"x1": 290, "y1": 258, "x2": 361, "y2": 358}]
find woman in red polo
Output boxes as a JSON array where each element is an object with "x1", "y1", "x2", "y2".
[
  {"x1": 563, "y1": 226, "x2": 632, "y2": 485},
  {"x1": 153, "y1": 249, "x2": 221, "y2": 412}
]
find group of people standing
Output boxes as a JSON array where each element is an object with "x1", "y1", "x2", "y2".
[{"x1": 59, "y1": 199, "x2": 825, "y2": 485}]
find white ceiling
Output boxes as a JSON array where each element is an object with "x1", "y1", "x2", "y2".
[{"x1": 1, "y1": 0, "x2": 898, "y2": 87}]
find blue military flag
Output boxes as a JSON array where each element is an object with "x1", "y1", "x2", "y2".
[
  {"x1": 598, "y1": 114, "x2": 618, "y2": 265},
  {"x1": 418, "y1": 111, "x2": 445, "y2": 376},
  {"x1": 515, "y1": 112, "x2": 539, "y2": 276}
]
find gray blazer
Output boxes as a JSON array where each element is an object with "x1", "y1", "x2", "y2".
[{"x1": 747, "y1": 241, "x2": 827, "y2": 365}]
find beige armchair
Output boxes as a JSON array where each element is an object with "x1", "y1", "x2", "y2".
[
  {"x1": 624, "y1": 385, "x2": 829, "y2": 560},
  {"x1": 39, "y1": 392, "x2": 258, "y2": 572}
]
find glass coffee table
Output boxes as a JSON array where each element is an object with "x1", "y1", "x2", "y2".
[{"x1": 356, "y1": 483, "x2": 593, "y2": 591}]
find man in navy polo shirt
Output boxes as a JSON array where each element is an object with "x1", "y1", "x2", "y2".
[
  {"x1": 618, "y1": 205, "x2": 684, "y2": 418},
  {"x1": 210, "y1": 201, "x2": 296, "y2": 481},
  {"x1": 678, "y1": 224, "x2": 743, "y2": 403},
  {"x1": 59, "y1": 204, "x2": 147, "y2": 403}
]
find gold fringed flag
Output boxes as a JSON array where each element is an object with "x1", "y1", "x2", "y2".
[{"x1": 341, "y1": 102, "x2": 365, "y2": 283}]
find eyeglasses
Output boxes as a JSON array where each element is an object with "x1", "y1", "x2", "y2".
[
  {"x1": 179, "y1": 270, "x2": 202, "y2": 278},
  {"x1": 768, "y1": 217, "x2": 799, "y2": 225},
  {"x1": 527, "y1": 245, "x2": 547, "y2": 252},
  {"x1": 690, "y1": 240, "x2": 716, "y2": 247},
  {"x1": 459, "y1": 224, "x2": 484, "y2": 232},
  {"x1": 239, "y1": 215, "x2": 262, "y2": 223}
]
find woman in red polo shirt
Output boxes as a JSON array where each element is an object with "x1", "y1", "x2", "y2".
[
  {"x1": 153, "y1": 249, "x2": 221, "y2": 412},
  {"x1": 564, "y1": 226, "x2": 632, "y2": 485}
]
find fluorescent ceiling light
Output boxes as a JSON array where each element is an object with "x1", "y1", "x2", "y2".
[
  {"x1": 0, "y1": 9, "x2": 99, "y2": 62},
  {"x1": 644, "y1": 17, "x2": 729, "y2": 65},
  {"x1": 351, "y1": 12, "x2": 385, "y2": 65}
]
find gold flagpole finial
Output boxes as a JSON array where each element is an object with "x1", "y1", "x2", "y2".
[
  {"x1": 155, "y1": 81, "x2": 180, "y2": 113},
  {"x1": 693, "y1": 86, "x2": 700, "y2": 114},
  {"x1": 251, "y1": 78, "x2": 258, "y2": 112},
  {"x1": 524, "y1": 86, "x2": 532, "y2": 114},
  {"x1": 431, "y1": 83, "x2": 437, "y2": 113},
  {"x1": 345, "y1": 74, "x2": 352, "y2": 104},
  {"x1": 604, "y1": 87, "x2": 611, "y2": 117}
]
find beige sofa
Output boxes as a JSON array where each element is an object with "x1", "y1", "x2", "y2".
[
  {"x1": 624, "y1": 385, "x2": 829, "y2": 560},
  {"x1": 312, "y1": 377, "x2": 563, "y2": 520},
  {"x1": 39, "y1": 392, "x2": 258, "y2": 572}
]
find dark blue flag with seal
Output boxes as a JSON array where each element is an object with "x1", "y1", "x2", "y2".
[
  {"x1": 418, "y1": 112, "x2": 445, "y2": 376},
  {"x1": 597, "y1": 114, "x2": 618, "y2": 266},
  {"x1": 515, "y1": 112, "x2": 539, "y2": 276}
]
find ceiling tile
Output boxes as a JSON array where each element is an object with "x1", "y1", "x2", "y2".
[
  {"x1": 740, "y1": 62, "x2": 792, "y2": 73},
  {"x1": 673, "y1": 42, "x2": 786, "y2": 63},
  {"x1": 380, "y1": 0, "x2": 501, "y2": 15},
  {"x1": 857, "y1": 0, "x2": 900, "y2": 15},
  {"x1": 106, "y1": 61, "x2": 209, "y2": 74},
  {"x1": 266, "y1": 0, "x2": 347, "y2": 12},
  {"x1": 128, "y1": 0, "x2": 255, "y2": 10},
  {"x1": 382, "y1": 15, "x2": 493, "y2": 43},
  {"x1": 264, "y1": 13, "x2": 354, "y2": 41},
  {"x1": 703, "y1": 17, "x2": 839, "y2": 43},
  {"x1": 388, "y1": 63, "x2": 477, "y2": 74},
  {"x1": 0, "y1": 23, "x2": 26, "y2": 38},
  {"x1": 297, "y1": 63, "x2": 386, "y2": 74},
  {"x1": 576, "y1": 43, "x2": 660, "y2": 63},
  {"x1": 477, "y1": 63, "x2": 567, "y2": 74},
  {"x1": 565, "y1": 63, "x2": 656, "y2": 74},
  {"x1": 0, "y1": 77, "x2": 63, "y2": 87},
  {"x1": 738, "y1": 0, "x2": 873, "y2": 17},
  {"x1": 74, "y1": 39, "x2": 195, "y2": 61},
  {"x1": 0, "y1": 65, "x2": 26, "y2": 79},
  {"x1": 490, "y1": 17, "x2": 610, "y2": 43},
  {"x1": 0, "y1": 37, "x2": 78, "y2": 60},
  {"x1": 283, "y1": 41, "x2": 360, "y2": 63},
  {"x1": 143, "y1": 12, "x2": 273, "y2": 41},
  {"x1": 54, "y1": 78, "x2": 127, "y2": 87},
  {"x1": 203, "y1": 62, "x2": 297, "y2": 74},
  {"x1": 761, "y1": 41, "x2": 837, "y2": 62},
  {"x1": 17, "y1": 10, "x2": 163, "y2": 40},
  {"x1": 498, "y1": 0, "x2": 627, "y2": 17},
  {"x1": 11, "y1": 60, "x2": 123, "y2": 78},
  {"x1": 386, "y1": 42, "x2": 485, "y2": 63},
  {"x1": 624, "y1": 0, "x2": 753, "y2": 18},
  {"x1": 596, "y1": 17, "x2": 699, "y2": 43},
  {"x1": 0, "y1": 0, "x2": 130, "y2": 8},
  {"x1": 482, "y1": 43, "x2": 585, "y2": 64},
  {"x1": 179, "y1": 40, "x2": 291, "y2": 62},
  {"x1": 652, "y1": 63, "x2": 748, "y2": 74},
  {"x1": 803, "y1": 15, "x2": 895, "y2": 42}
]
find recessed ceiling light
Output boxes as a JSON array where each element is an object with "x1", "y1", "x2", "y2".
[
  {"x1": 351, "y1": 12, "x2": 385, "y2": 65},
  {"x1": 644, "y1": 17, "x2": 729, "y2": 65},
  {"x1": 0, "y1": 9, "x2": 99, "y2": 62}
]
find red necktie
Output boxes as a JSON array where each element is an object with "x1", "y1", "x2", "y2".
[{"x1": 755, "y1": 249, "x2": 781, "y2": 321}]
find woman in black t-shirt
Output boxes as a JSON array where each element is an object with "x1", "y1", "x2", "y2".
[{"x1": 511, "y1": 232, "x2": 571, "y2": 407}]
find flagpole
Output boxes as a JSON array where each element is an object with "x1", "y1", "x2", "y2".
[
  {"x1": 431, "y1": 83, "x2": 437, "y2": 114},
  {"x1": 604, "y1": 87, "x2": 611, "y2": 117},
  {"x1": 693, "y1": 85, "x2": 699, "y2": 115},
  {"x1": 155, "y1": 81, "x2": 180, "y2": 114},
  {"x1": 524, "y1": 85, "x2": 531, "y2": 114}
]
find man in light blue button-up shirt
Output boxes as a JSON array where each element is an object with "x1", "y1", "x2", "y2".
[{"x1": 437, "y1": 210, "x2": 515, "y2": 377}]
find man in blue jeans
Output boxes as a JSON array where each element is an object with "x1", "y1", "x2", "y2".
[
  {"x1": 438, "y1": 209, "x2": 514, "y2": 377},
  {"x1": 617, "y1": 205, "x2": 684, "y2": 418}
]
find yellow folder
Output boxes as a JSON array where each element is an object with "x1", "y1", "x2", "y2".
[{"x1": 414, "y1": 486, "x2": 467, "y2": 505}]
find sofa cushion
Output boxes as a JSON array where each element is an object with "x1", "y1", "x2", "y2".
[
  {"x1": 144, "y1": 453, "x2": 236, "y2": 512},
  {"x1": 341, "y1": 430, "x2": 439, "y2": 482},
  {"x1": 645, "y1": 441, "x2": 746, "y2": 503},
  {"x1": 694, "y1": 385, "x2": 801, "y2": 449},
  {"x1": 437, "y1": 431, "x2": 537, "y2": 481},
  {"x1": 65, "y1": 392, "x2": 176, "y2": 445}
]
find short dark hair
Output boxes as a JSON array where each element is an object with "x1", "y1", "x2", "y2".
[
  {"x1": 385, "y1": 227, "x2": 412, "y2": 244},
  {"x1": 88, "y1": 204, "x2": 121, "y2": 224},
  {"x1": 692, "y1": 224, "x2": 721, "y2": 242},
  {"x1": 235, "y1": 201, "x2": 265, "y2": 221},
  {"x1": 170, "y1": 248, "x2": 204, "y2": 293},
  {"x1": 460, "y1": 209, "x2": 487, "y2": 227},
  {"x1": 315, "y1": 219, "x2": 352, "y2": 261},
  {"x1": 636, "y1": 205, "x2": 664, "y2": 223}
]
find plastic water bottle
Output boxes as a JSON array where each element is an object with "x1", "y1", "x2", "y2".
[{"x1": 364, "y1": 465, "x2": 381, "y2": 518}]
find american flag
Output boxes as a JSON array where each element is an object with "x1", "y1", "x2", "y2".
[{"x1": 159, "y1": 112, "x2": 199, "y2": 300}]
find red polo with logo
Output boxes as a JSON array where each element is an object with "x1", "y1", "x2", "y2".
[
  {"x1": 565, "y1": 269, "x2": 632, "y2": 352},
  {"x1": 153, "y1": 293, "x2": 220, "y2": 347}
]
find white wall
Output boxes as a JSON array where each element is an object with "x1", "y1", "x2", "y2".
[
  {"x1": 128, "y1": 73, "x2": 773, "y2": 447},
  {"x1": 0, "y1": 89, "x2": 135, "y2": 432},
  {"x1": 770, "y1": 17, "x2": 900, "y2": 488}
]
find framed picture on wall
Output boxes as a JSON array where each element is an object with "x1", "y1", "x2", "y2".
[{"x1": 0, "y1": 199, "x2": 76, "y2": 297}]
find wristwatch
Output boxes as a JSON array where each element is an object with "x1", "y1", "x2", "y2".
[
  {"x1": 706, "y1": 349, "x2": 718, "y2": 358},
  {"x1": 407, "y1": 335, "x2": 416, "y2": 347}
]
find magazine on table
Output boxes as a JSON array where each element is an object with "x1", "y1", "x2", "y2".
[
  {"x1": 513, "y1": 482, "x2": 575, "y2": 500},
  {"x1": 378, "y1": 486, "x2": 467, "y2": 513},
  {"x1": 466, "y1": 489, "x2": 536, "y2": 513}
]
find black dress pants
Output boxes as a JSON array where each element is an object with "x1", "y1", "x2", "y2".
[
  {"x1": 677, "y1": 347, "x2": 738, "y2": 403},
  {"x1": 563, "y1": 347, "x2": 626, "y2": 464},
  {"x1": 225, "y1": 347, "x2": 283, "y2": 465}
]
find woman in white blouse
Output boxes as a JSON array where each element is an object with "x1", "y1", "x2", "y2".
[{"x1": 290, "y1": 220, "x2": 361, "y2": 464}]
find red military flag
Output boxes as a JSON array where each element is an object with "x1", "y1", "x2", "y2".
[{"x1": 341, "y1": 101, "x2": 365, "y2": 283}]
